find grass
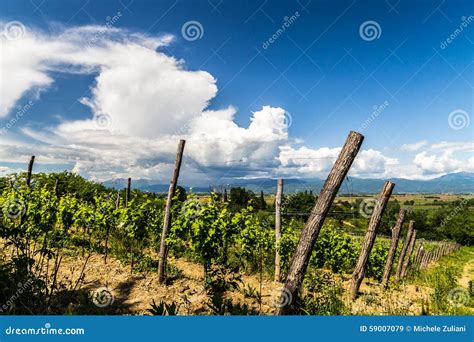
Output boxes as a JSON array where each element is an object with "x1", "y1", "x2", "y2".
[{"x1": 408, "y1": 246, "x2": 474, "y2": 315}]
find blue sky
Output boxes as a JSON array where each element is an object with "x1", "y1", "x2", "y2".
[{"x1": 0, "y1": 0, "x2": 472, "y2": 184}]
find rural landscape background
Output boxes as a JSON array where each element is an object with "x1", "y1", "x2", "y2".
[{"x1": 0, "y1": 0, "x2": 472, "y2": 316}]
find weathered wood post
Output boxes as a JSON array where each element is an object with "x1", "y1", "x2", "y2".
[
  {"x1": 276, "y1": 131, "x2": 364, "y2": 315},
  {"x1": 420, "y1": 251, "x2": 427, "y2": 268},
  {"x1": 413, "y1": 243, "x2": 423, "y2": 269},
  {"x1": 158, "y1": 139, "x2": 186, "y2": 284},
  {"x1": 125, "y1": 177, "x2": 132, "y2": 207},
  {"x1": 274, "y1": 178, "x2": 284, "y2": 282},
  {"x1": 223, "y1": 188, "x2": 228, "y2": 202},
  {"x1": 115, "y1": 191, "x2": 120, "y2": 209},
  {"x1": 54, "y1": 179, "x2": 59, "y2": 196},
  {"x1": 401, "y1": 229, "x2": 417, "y2": 278},
  {"x1": 350, "y1": 181, "x2": 395, "y2": 299},
  {"x1": 416, "y1": 248, "x2": 424, "y2": 270},
  {"x1": 26, "y1": 155, "x2": 35, "y2": 186},
  {"x1": 381, "y1": 207, "x2": 406, "y2": 288},
  {"x1": 395, "y1": 220, "x2": 414, "y2": 279}
]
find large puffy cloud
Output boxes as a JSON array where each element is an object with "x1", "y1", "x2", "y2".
[
  {"x1": 412, "y1": 141, "x2": 474, "y2": 175},
  {"x1": 278, "y1": 146, "x2": 398, "y2": 178},
  {"x1": 0, "y1": 22, "x2": 410, "y2": 182}
]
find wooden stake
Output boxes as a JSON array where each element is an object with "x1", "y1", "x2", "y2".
[
  {"x1": 158, "y1": 139, "x2": 186, "y2": 284},
  {"x1": 54, "y1": 179, "x2": 59, "y2": 197},
  {"x1": 125, "y1": 177, "x2": 132, "y2": 207},
  {"x1": 274, "y1": 178, "x2": 283, "y2": 282},
  {"x1": 26, "y1": 155, "x2": 35, "y2": 186},
  {"x1": 381, "y1": 207, "x2": 406, "y2": 288},
  {"x1": 401, "y1": 229, "x2": 417, "y2": 278},
  {"x1": 115, "y1": 191, "x2": 120, "y2": 209},
  {"x1": 350, "y1": 181, "x2": 395, "y2": 299},
  {"x1": 395, "y1": 220, "x2": 414, "y2": 279},
  {"x1": 276, "y1": 131, "x2": 364, "y2": 315}
]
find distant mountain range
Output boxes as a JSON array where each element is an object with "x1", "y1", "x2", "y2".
[{"x1": 104, "y1": 172, "x2": 474, "y2": 194}]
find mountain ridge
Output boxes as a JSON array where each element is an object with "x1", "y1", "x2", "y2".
[{"x1": 103, "y1": 172, "x2": 474, "y2": 194}]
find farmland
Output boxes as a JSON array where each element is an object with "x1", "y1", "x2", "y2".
[{"x1": 0, "y1": 150, "x2": 472, "y2": 316}]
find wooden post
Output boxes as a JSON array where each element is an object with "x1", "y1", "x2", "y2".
[
  {"x1": 401, "y1": 229, "x2": 417, "y2": 278},
  {"x1": 413, "y1": 243, "x2": 423, "y2": 269},
  {"x1": 416, "y1": 249, "x2": 424, "y2": 270},
  {"x1": 115, "y1": 191, "x2": 120, "y2": 209},
  {"x1": 158, "y1": 139, "x2": 186, "y2": 284},
  {"x1": 54, "y1": 179, "x2": 59, "y2": 197},
  {"x1": 125, "y1": 177, "x2": 132, "y2": 207},
  {"x1": 26, "y1": 155, "x2": 35, "y2": 186},
  {"x1": 395, "y1": 220, "x2": 414, "y2": 279},
  {"x1": 350, "y1": 181, "x2": 395, "y2": 299},
  {"x1": 381, "y1": 207, "x2": 406, "y2": 288},
  {"x1": 274, "y1": 178, "x2": 283, "y2": 282},
  {"x1": 223, "y1": 188, "x2": 228, "y2": 202},
  {"x1": 276, "y1": 131, "x2": 364, "y2": 315}
]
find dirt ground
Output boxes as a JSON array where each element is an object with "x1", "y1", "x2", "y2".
[{"x1": 51, "y1": 252, "x2": 432, "y2": 315}]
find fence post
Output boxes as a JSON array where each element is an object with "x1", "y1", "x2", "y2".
[
  {"x1": 401, "y1": 229, "x2": 417, "y2": 278},
  {"x1": 274, "y1": 178, "x2": 284, "y2": 282},
  {"x1": 413, "y1": 243, "x2": 422, "y2": 268},
  {"x1": 395, "y1": 220, "x2": 414, "y2": 279},
  {"x1": 26, "y1": 156, "x2": 35, "y2": 186},
  {"x1": 158, "y1": 139, "x2": 186, "y2": 284},
  {"x1": 350, "y1": 181, "x2": 395, "y2": 299},
  {"x1": 381, "y1": 207, "x2": 406, "y2": 288},
  {"x1": 125, "y1": 177, "x2": 132, "y2": 207},
  {"x1": 115, "y1": 191, "x2": 120, "y2": 209},
  {"x1": 276, "y1": 131, "x2": 364, "y2": 315}
]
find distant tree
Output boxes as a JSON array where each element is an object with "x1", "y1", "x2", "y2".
[
  {"x1": 259, "y1": 191, "x2": 267, "y2": 210},
  {"x1": 175, "y1": 186, "x2": 187, "y2": 202},
  {"x1": 29, "y1": 171, "x2": 107, "y2": 202},
  {"x1": 282, "y1": 191, "x2": 316, "y2": 221},
  {"x1": 228, "y1": 187, "x2": 257, "y2": 210}
]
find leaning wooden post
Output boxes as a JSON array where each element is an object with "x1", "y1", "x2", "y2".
[
  {"x1": 350, "y1": 181, "x2": 395, "y2": 299},
  {"x1": 401, "y1": 229, "x2": 417, "y2": 278},
  {"x1": 381, "y1": 207, "x2": 406, "y2": 288},
  {"x1": 274, "y1": 178, "x2": 284, "y2": 282},
  {"x1": 125, "y1": 177, "x2": 132, "y2": 207},
  {"x1": 26, "y1": 155, "x2": 35, "y2": 186},
  {"x1": 395, "y1": 220, "x2": 414, "y2": 279},
  {"x1": 158, "y1": 139, "x2": 186, "y2": 284},
  {"x1": 276, "y1": 131, "x2": 364, "y2": 315}
]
